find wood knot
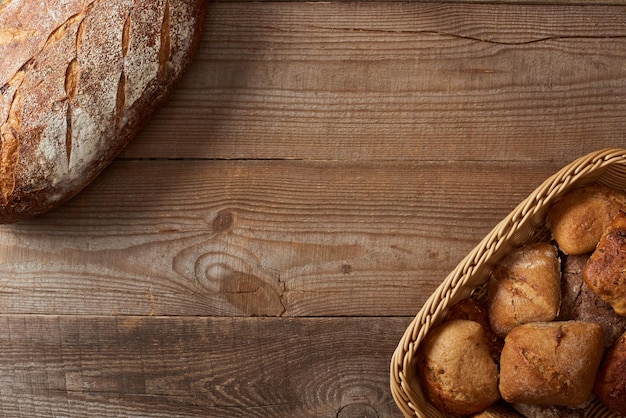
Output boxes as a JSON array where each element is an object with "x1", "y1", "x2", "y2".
[
  {"x1": 219, "y1": 272, "x2": 285, "y2": 316},
  {"x1": 212, "y1": 210, "x2": 233, "y2": 233}
]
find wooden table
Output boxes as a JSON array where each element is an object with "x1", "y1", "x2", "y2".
[{"x1": 2, "y1": 1, "x2": 626, "y2": 417}]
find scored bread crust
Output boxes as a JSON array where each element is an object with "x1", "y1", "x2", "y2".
[
  {"x1": 487, "y1": 242, "x2": 561, "y2": 338},
  {"x1": 499, "y1": 321, "x2": 604, "y2": 408},
  {"x1": 584, "y1": 210, "x2": 626, "y2": 316},
  {"x1": 594, "y1": 331, "x2": 626, "y2": 415},
  {"x1": 0, "y1": 0, "x2": 207, "y2": 222}
]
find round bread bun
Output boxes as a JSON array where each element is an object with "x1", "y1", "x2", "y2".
[{"x1": 417, "y1": 319, "x2": 500, "y2": 415}]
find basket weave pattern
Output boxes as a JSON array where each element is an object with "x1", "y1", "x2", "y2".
[{"x1": 390, "y1": 148, "x2": 626, "y2": 418}]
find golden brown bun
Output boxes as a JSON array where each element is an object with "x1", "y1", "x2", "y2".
[
  {"x1": 499, "y1": 321, "x2": 603, "y2": 408},
  {"x1": 584, "y1": 210, "x2": 626, "y2": 316},
  {"x1": 546, "y1": 185, "x2": 626, "y2": 255},
  {"x1": 594, "y1": 331, "x2": 626, "y2": 415},
  {"x1": 445, "y1": 297, "x2": 503, "y2": 362},
  {"x1": 558, "y1": 253, "x2": 626, "y2": 350},
  {"x1": 487, "y1": 242, "x2": 561, "y2": 337},
  {"x1": 416, "y1": 319, "x2": 500, "y2": 415},
  {"x1": 0, "y1": 0, "x2": 207, "y2": 222}
]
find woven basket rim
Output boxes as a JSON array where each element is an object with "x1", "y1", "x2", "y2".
[{"x1": 389, "y1": 147, "x2": 626, "y2": 418}]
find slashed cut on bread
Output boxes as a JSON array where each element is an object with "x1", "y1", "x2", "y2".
[{"x1": 0, "y1": 0, "x2": 207, "y2": 222}]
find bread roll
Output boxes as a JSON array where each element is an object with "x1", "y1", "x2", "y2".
[
  {"x1": 0, "y1": 0, "x2": 207, "y2": 222},
  {"x1": 594, "y1": 330, "x2": 626, "y2": 415},
  {"x1": 499, "y1": 321, "x2": 603, "y2": 408},
  {"x1": 487, "y1": 242, "x2": 561, "y2": 337},
  {"x1": 557, "y1": 253, "x2": 626, "y2": 350},
  {"x1": 584, "y1": 210, "x2": 626, "y2": 316},
  {"x1": 417, "y1": 319, "x2": 500, "y2": 415},
  {"x1": 546, "y1": 185, "x2": 626, "y2": 255},
  {"x1": 445, "y1": 297, "x2": 503, "y2": 362}
]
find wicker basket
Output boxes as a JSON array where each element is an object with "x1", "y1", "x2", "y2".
[{"x1": 390, "y1": 148, "x2": 626, "y2": 418}]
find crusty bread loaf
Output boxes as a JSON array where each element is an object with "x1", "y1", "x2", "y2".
[
  {"x1": 594, "y1": 330, "x2": 626, "y2": 415},
  {"x1": 584, "y1": 210, "x2": 626, "y2": 316},
  {"x1": 546, "y1": 185, "x2": 626, "y2": 255},
  {"x1": 487, "y1": 242, "x2": 561, "y2": 337},
  {"x1": 416, "y1": 319, "x2": 500, "y2": 415},
  {"x1": 0, "y1": 0, "x2": 207, "y2": 222},
  {"x1": 499, "y1": 321, "x2": 603, "y2": 408}
]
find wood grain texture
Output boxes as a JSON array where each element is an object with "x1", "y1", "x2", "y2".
[
  {"x1": 0, "y1": 159, "x2": 561, "y2": 317},
  {"x1": 4, "y1": 2, "x2": 626, "y2": 417},
  {"x1": 218, "y1": 0, "x2": 626, "y2": 3},
  {"x1": 0, "y1": 315, "x2": 406, "y2": 417},
  {"x1": 123, "y1": 1, "x2": 626, "y2": 161}
]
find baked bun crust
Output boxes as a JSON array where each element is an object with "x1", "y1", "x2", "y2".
[
  {"x1": 546, "y1": 185, "x2": 626, "y2": 255},
  {"x1": 487, "y1": 242, "x2": 561, "y2": 337},
  {"x1": 445, "y1": 297, "x2": 503, "y2": 362},
  {"x1": 499, "y1": 321, "x2": 603, "y2": 408},
  {"x1": 416, "y1": 319, "x2": 500, "y2": 415},
  {"x1": 0, "y1": 0, "x2": 207, "y2": 222},
  {"x1": 584, "y1": 210, "x2": 626, "y2": 316},
  {"x1": 594, "y1": 331, "x2": 626, "y2": 415}
]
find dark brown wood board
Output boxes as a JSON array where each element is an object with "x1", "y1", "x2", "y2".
[{"x1": 0, "y1": 316, "x2": 406, "y2": 417}]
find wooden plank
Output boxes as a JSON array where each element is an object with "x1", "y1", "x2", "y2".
[
  {"x1": 217, "y1": 0, "x2": 626, "y2": 4},
  {"x1": 0, "y1": 315, "x2": 407, "y2": 417},
  {"x1": 0, "y1": 159, "x2": 561, "y2": 317},
  {"x1": 122, "y1": 1, "x2": 626, "y2": 161}
]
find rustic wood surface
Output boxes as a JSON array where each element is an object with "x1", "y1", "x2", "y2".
[{"x1": 2, "y1": 1, "x2": 626, "y2": 417}]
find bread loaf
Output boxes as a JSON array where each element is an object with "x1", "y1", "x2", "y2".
[
  {"x1": 0, "y1": 0, "x2": 207, "y2": 222},
  {"x1": 444, "y1": 297, "x2": 503, "y2": 362},
  {"x1": 594, "y1": 330, "x2": 626, "y2": 415},
  {"x1": 416, "y1": 319, "x2": 500, "y2": 415},
  {"x1": 487, "y1": 242, "x2": 561, "y2": 337},
  {"x1": 498, "y1": 321, "x2": 603, "y2": 408},
  {"x1": 584, "y1": 210, "x2": 626, "y2": 316},
  {"x1": 546, "y1": 185, "x2": 626, "y2": 255}
]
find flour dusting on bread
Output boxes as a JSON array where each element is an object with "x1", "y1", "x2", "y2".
[{"x1": 0, "y1": 0, "x2": 206, "y2": 222}]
